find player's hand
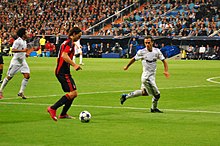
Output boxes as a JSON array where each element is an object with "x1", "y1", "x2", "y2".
[
  {"x1": 163, "y1": 71, "x2": 170, "y2": 78},
  {"x1": 74, "y1": 64, "x2": 82, "y2": 71}
]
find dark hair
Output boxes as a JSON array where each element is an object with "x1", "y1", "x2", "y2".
[
  {"x1": 17, "y1": 28, "x2": 26, "y2": 38},
  {"x1": 68, "y1": 27, "x2": 81, "y2": 37},
  {"x1": 144, "y1": 35, "x2": 153, "y2": 41}
]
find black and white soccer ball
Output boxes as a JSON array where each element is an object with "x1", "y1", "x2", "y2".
[{"x1": 79, "y1": 111, "x2": 91, "y2": 123}]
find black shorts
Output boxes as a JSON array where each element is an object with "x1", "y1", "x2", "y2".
[
  {"x1": 56, "y1": 74, "x2": 77, "y2": 92},
  {"x1": 0, "y1": 55, "x2": 4, "y2": 64}
]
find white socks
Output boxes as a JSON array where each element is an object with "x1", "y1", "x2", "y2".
[
  {"x1": 79, "y1": 54, "x2": 83, "y2": 64},
  {"x1": 0, "y1": 78, "x2": 9, "y2": 92},
  {"x1": 73, "y1": 55, "x2": 83, "y2": 64},
  {"x1": 73, "y1": 56, "x2": 76, "y2": 63},
  {"x1": 126, "y1": 90, "x2": 143, "y2": 99},
  {"x1": 19, "y1": 78, "x2": 29, "y2": 93},
  {"x1": 151, "y1": 97, "x2": 158, "y2": 109}
]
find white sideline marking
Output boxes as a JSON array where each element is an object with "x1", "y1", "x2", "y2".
[
  {"x1": 0, "y1": 84, "x2": 217, "y2": 101},
  {"x1": 0, "y1": 101, "x2": 220, "y2": 114},
  {"x1": 206, "y1": 76, "x2": 220, "y2": 84}
]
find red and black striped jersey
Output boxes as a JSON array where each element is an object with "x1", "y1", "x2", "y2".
[{"x1": 55, "y1": 39, "x2": 75, "y2": 75}]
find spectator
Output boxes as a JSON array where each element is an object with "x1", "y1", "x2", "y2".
[
  {"x1": 193, "y1": 45, "x2": 200, "y2": 60},
  {"x1": 86, "y1": 43, "x2": 92, "y2": 58},
  {"x1": 55, "y1": 34, "x2": 60, "y2": 57},
  {"x1": 93, "y1": 44, "x2": 102, "y2": 58},
  {"x1": 112, "y1": 42, "x2": 123, "y2": 57},
  {"x1": 128, "y1": 37, "x2": 138, "y2": 58},
  {"x1": 199, "y1": 45, "x2": 206, "y2": 60},
  {"x1": 186, "y1": 45, "x2": 194, "y2": 60},
  {"x1": 103, "y1": 43, "x2": 112, "y2": 54},
  {"x1": 39, "y1": 35, "x2": 46, "y2": 57},
  {"x1": 45, "y1": 41, "x2": 56, "y2": 57}
]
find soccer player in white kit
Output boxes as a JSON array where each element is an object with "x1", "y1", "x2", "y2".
[
  {"x1": 73, "y1": 39, "x2": 84, "y2": 65},
  {"x1": 0, "y1": 28, "x2": 31, "y2": 99},
  {"x1": 120, "y1": 36, "x2": 170, "y2": 113}
]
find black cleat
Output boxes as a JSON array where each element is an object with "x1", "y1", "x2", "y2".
[
  {"x1": 151, "y1": 108, "x2": 163, "y2": 113},
  {"x1": 18, "y1": 92, "x2": 27, "y2": 99},
  {"x1": 120, "y1": 94, "x2": 127, "y2": 105}
]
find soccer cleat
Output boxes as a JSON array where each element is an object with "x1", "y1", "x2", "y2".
[
  {"x1": 59, "y1": 114, "x2": 75, "y2": 119},
  {"x1": 120, "y1": 94, "x2": 127, "y2": 105},
  {"x1": 0, "y1": 91, "x2": 3, "y2": 99},
  {"x1": 79, "y1": 63, "x2": 84, "y2": 65},
  {"x1": 18, "y1": 92, "x2": 27, "y2": 99},
  {"x1": 0, "y1": 80, "x2": 3, "y2": 83},
  {"x1": 47, "y1": 106, "x2": 57, "y2": 121},
  {"x1": 151, "y1": 108, "x2": 163, "y2": 113}
]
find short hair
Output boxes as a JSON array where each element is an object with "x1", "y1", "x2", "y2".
[
  {"x1": 144, "y1": 35, "x2": 154, "y2": 41},
  {"x1": 68, "y1": 27, "x2": 81, "y2": 37},
  {"x1": 17, "y1": 28, "x2": 26, "y2": 38}
]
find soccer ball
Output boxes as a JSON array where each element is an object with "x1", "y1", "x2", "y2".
[{"x1": 79, "y1": 111, "x2": 91, "y2": 123}]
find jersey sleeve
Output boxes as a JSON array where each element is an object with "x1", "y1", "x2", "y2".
[
  {"x1": 158, "y1": 49, "x2": 165, "y2": 60},
  {"x1": 134, "y1": 49, "x2": 143, "y2": 61},
  {"x1": 12, "y1": 40, "x2": 20, "y2": 49},
  {"x1": 63, "y1": 45, "x2": 71, "y2": 53}
]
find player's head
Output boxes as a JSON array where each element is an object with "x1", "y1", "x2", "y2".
[
  {"x1": 17, "y1": 28, "x2": 27, "y2": 39},
  {"x1": 68, "y1": 27, "x2": 82, "y2": 42},
  {"x1": 144, "y1": 35, "x2": 153, "y2": 52}
]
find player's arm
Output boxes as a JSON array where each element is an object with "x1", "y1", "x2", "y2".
[
  {"x1": 12, "y1": 48, "x2": 27, "y2": 53},
  {"x1": 62, "y1": 52, "x2": 82, "y2": 71},
  {"x1": 124, "y1": 57, "x2": 135, "y2": 70},
  {"x1": 162, "y1": 59, "x2": 170, "y2": 78}
]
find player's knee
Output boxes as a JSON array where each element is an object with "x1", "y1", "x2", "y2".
[
  {"x1": 142, "y1": 89, "x2": 149, "y2": 96},
  {"x1": 68, "y1": 91, "x2": 78, "y2": 99},
  {"x1": 24, "y1": 74, "x2": 30, "y2": 79},
  {"x1": 154, "y1": 94, "x2": 160, "y2": 101},
  {"x1": 7, "y1": 76, "x2": 12, "y2": 80}
]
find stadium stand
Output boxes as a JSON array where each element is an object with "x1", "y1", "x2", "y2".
[{"x1": 0, "y1": 0, "x2": 219, "y2": 59}]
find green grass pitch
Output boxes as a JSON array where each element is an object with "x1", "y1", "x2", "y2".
[{"x1": 0, "y1": 57, "x2": 220, "y2": 146}]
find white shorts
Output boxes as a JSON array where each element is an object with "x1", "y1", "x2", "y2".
[
  {"x1": 74, "y1": 47, "x2": 82, "y2": 55},
  {"x1": 141, "y1": 74, "x2": 160, "y2": 96},
  {"x1": 7, "y1": 59, "x2": 30, "y2": 77}
]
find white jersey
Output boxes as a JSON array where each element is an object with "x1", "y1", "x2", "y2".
[
  {"x1": 134, "y1": 47, "x2": 165, "y2": 96},
  {"x1": 11, "y1": 37, "x2": 27, "y2": 65},
  {"x1": 134, "y1": 47, "x2": 165, "y2": 78},
  {"x1": 74, "y1": 39, "x2": 82, "y2": 54},
  {"x1": 7, "y1": 37, "x2": 30, "y2": 77}
]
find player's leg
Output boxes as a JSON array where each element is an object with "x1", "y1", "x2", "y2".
[
  {"x1": 0, "y1": 63, "x2": 20, "y2": 99},
  {"x1": 18, "y1": 61, "x2": 30, "y2": 99},
  {"x1": 73, "y1": 47, "x2": 78, "y2": 63},
  {"x1": 0, "y1": 55, "x2": 4, "y2": 83},
  {"x1": 144, "y1": 76, "x2": 163, "y2": 113},
  {"x1": 0, "y1": 64, "x2": 3, "y2": 83},
  {"x1": 59, "y1": 91, "x2": 77, "y2": 119},
  {"x1": 48, "y1": 74, "x2": 77, "y2": 121},
  {"x1": 120, "y1": 82, "x2": 148, "y2": 105},
  {"x1": 79, "y1": 51, "x2": 84, "y2": 65},
  {"x1": 73, "y1": 55, "x2": 76, "y2": 63},
  {"x1": 59, "y1": 77, "x2": 78, "y2": 118}
]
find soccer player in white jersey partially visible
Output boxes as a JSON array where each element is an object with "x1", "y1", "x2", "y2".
[
  {"x1": 0, "y1": 28, "x2": 31, "y2": 99},
  {"x1": 73, "y1": 39, "x2": 84, "y2": 65},
  {"x1": 120, "y1": 35, "x2": 170, "y2": 113}
]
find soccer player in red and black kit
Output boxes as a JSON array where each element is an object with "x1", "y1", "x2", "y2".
[{"x1": 47, "y1": 27, "x2": 82, "y2": 121}]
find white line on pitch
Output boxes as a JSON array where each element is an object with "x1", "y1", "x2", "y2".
[
  {"x1": 0, "y1": 101, "x2": 220, "y2": 114},
  {"x1": 206, "y1": 76, "x2": 220, "y2": 84},
  {"x1": 0, "y1": 84, "x2": 218, "y2": 101}
]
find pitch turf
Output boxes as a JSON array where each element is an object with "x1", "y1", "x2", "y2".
[{"x1": 0, "y1": 57, "x2": 220, "y2": 146}]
